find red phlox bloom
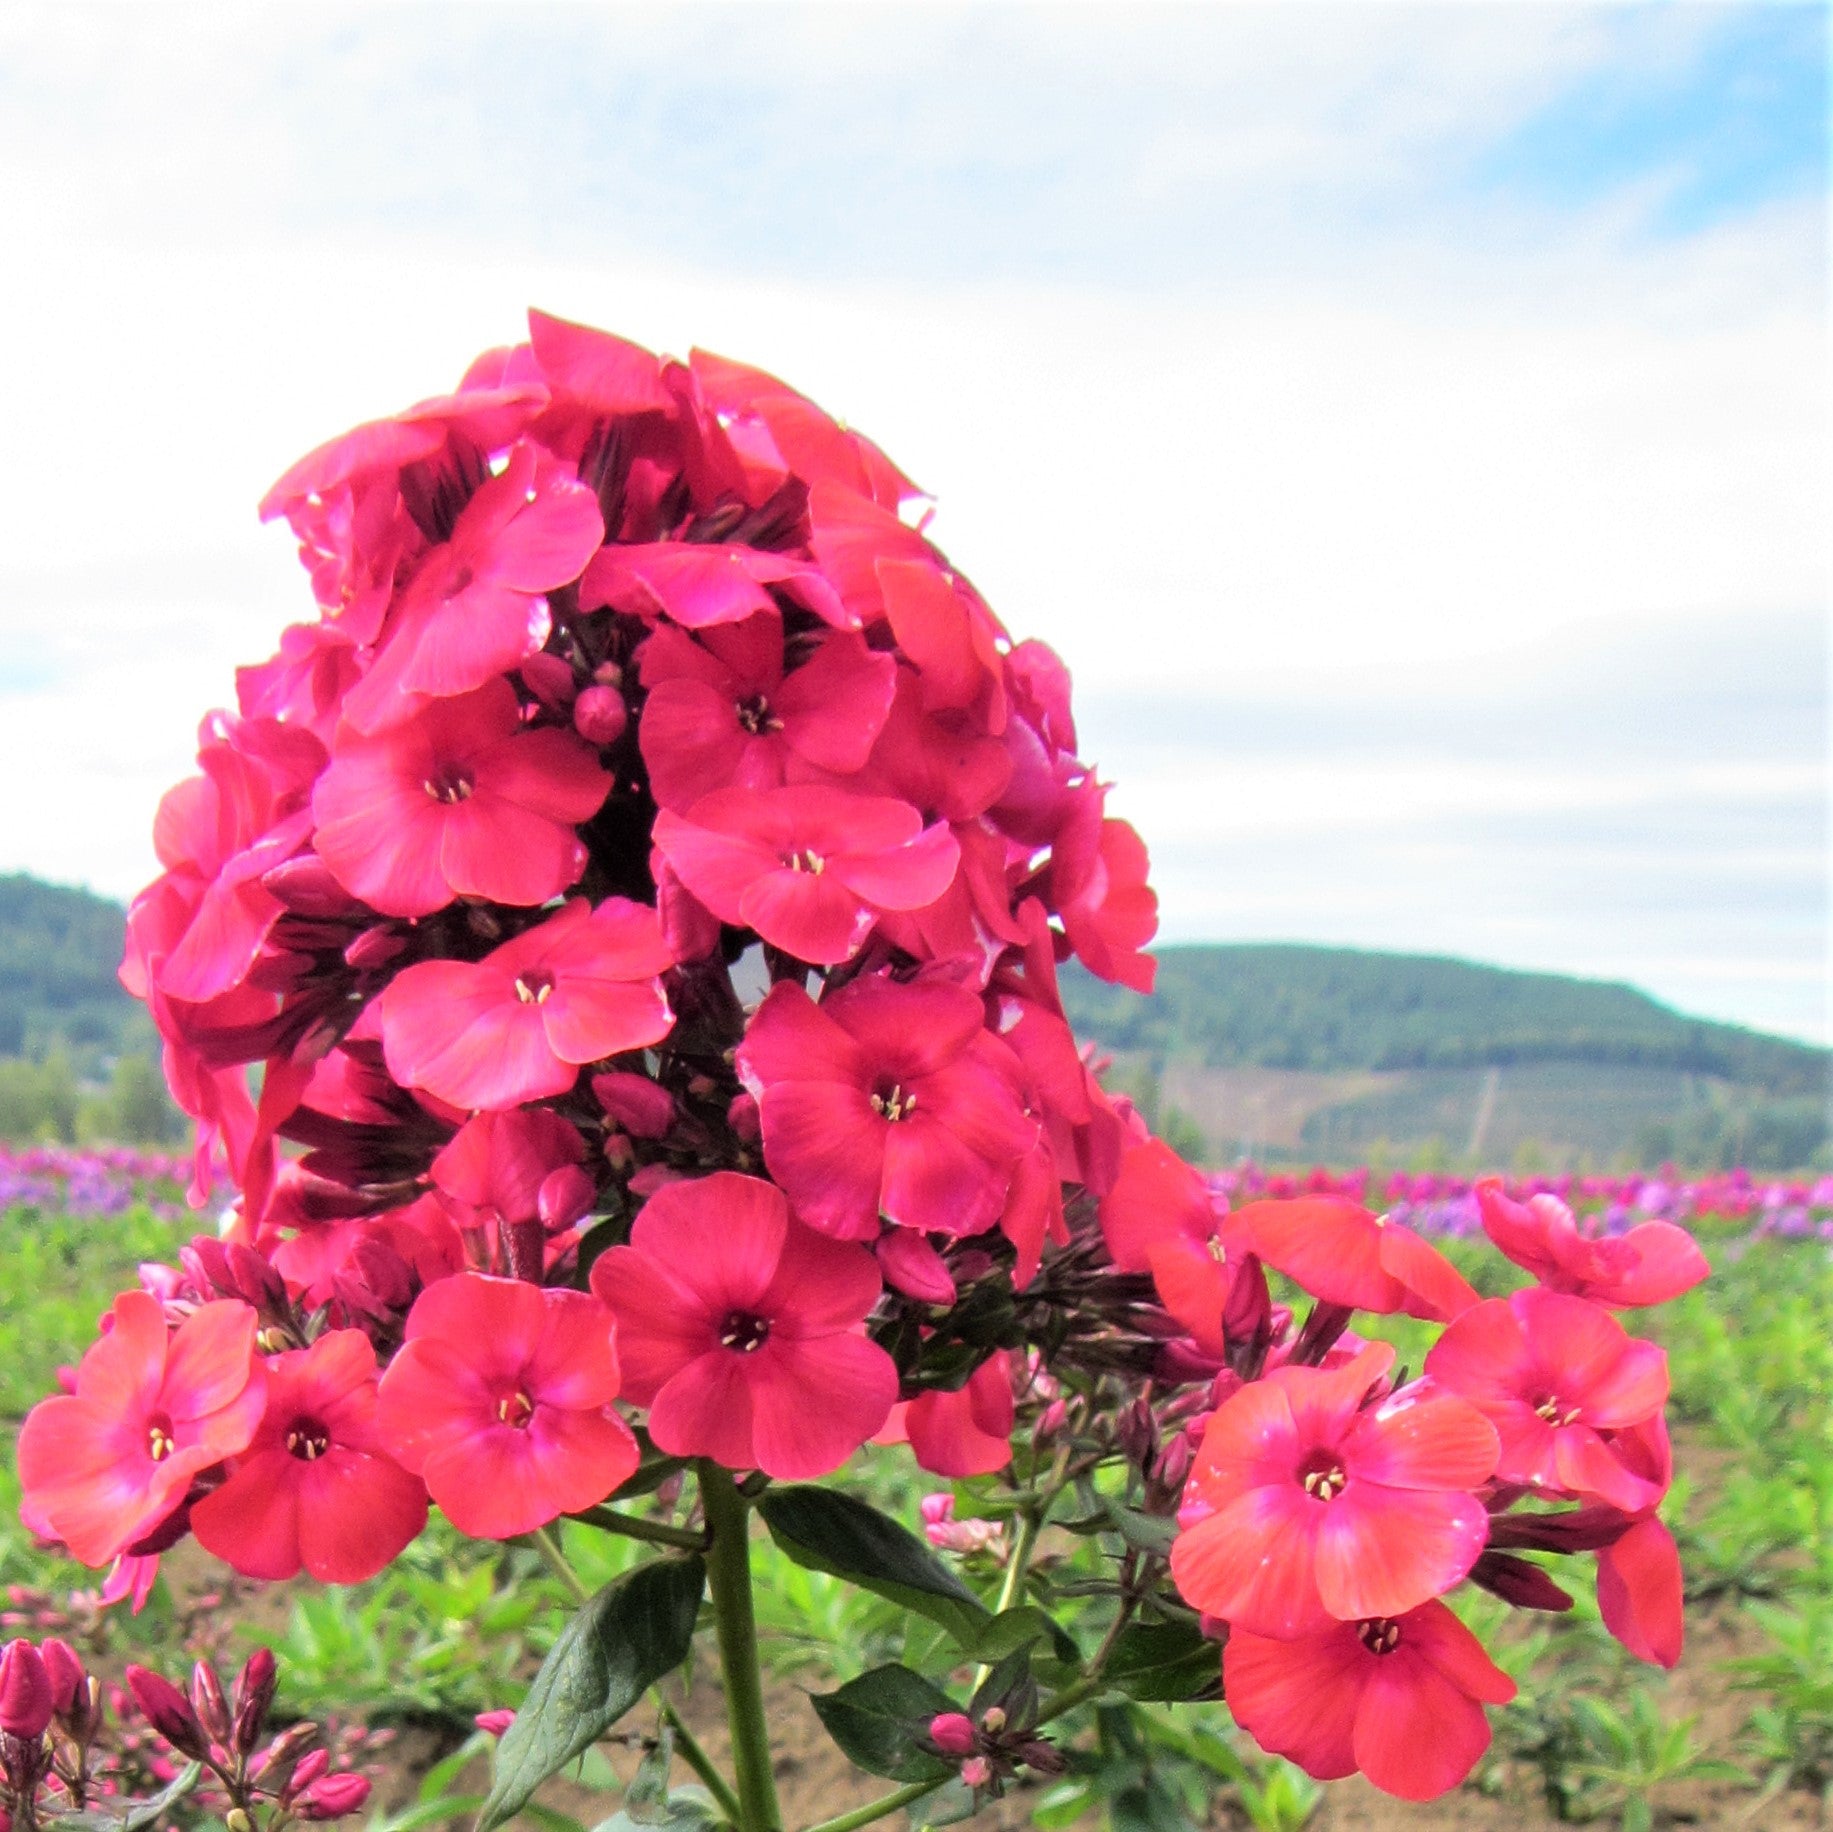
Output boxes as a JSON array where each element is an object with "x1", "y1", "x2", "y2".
[
  {"x1": 737, "y1": 978, "x2": 1038, "y2": 1241},
  {"x1": 1423, "y1": 1287, "x2": 1670, "y2": 1513},
  {"x1": 1221, "y1": 1197, "x2": 1479, "y2": 1324},
  {"x1": 874, "y1": 559, "x2": 1007, "y2": 731},
  {"x1": 1223, "y1": 1600, "x2": 1515, "y2": 1799},
  {"x1": 1170, "y1": 1342, "x2": 1498, "y2": 1638},
  {"x1": 525, "y1": 309, "x2": 675, "y2": 419},
  {"x1": 1475, "y1": 1179, "x2": 1708, "y2": 1309},
  {"x1": 689, "y1": 349, "x2": 919, "y2": 509},
  {"x1": 380, "y1": 897, "x2": 673, "y2": 1110},
  {"x1": 591, "y1": 1172, "x2": 897, "y2": 1480},
  {"x1": 17, "y1": 1293, "x2": 268, "y2": 1566},
  {"x1": 1099, "y1": 1135, "x2": 1222, "y2": 1273},
  {"x1": 313, "y1": 678, "x2": 609, "y2": 916},
  {"x1": 580, "y1": 540, "x2": 851, "y2": 632},
  {"x1": 191, "y1": 1330, "x2": 427, "y2": 1583},
  {"x1": 376, "y1": 1274, "x2": 637, "y2": 1538},
  {"x1": 652, "y1": 785, "x2": 959, "y2": 965},
  {"x1": 636, "y1": 613, "x2": 897, "y2": 812},
  {"x1": 341, "y1": 443, "x2": 604, "y2": 734},
  {"x1": 903, "y1": 1351, "x2": 1016, "y2": 1478},
  {"x1": 1047, "y1": 784, "x2": 1157, "y2": 994},
  {"x1": 847, "y1": 671, "x2": 1013, "y2": 825},
  {"x1": 430, "y1": 1108, "x2": 589, "y2": 1226},
  {"x1": 1597, "y1": 1515, "x2": 1684, "y2": 1669}
]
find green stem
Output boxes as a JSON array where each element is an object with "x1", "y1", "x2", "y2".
[
  {"x1": 657, "y1": 1694, "x2": 744, "y2": 1827},
  {"x1": 699, "y1": 1462, "x2": 782, "y2": 1832},
  {"x1": 531, "y1": 1525, "x2": 592, "y2": 1604},
  {"x1": 573, "y1": 1504, "x2": 710, "y2": 1550},
  {"x1": 799, "y1": 1777, "x2": 944, "y2": 1832},
  {"x1": 991, "y1": 1506, "x2": 1042, "y2": 1617}
]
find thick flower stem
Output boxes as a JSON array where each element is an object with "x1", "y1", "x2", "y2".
[
  {"x1": 699, "y1": 1462, "x2": 782, "y2": 1832},
  {"x1": 800, "y1": 1777, "x2": 944, "y2": 1832}
]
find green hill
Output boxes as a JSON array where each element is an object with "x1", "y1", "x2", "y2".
[
  {"x1": 0, "y1": 873, "x2": 150, "y2": 1060},
  {"x1": 1060, "y1": 945, "x2": 1830, "y2": 1171}
]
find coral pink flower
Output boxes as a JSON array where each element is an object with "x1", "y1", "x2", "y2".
[
  {"x1": 903, "y1": 1352, "x2": 1016, "y2": 1478},
  {"x1": 1597, "y1": 1515, "x2": 1684, "y2": 1668},
  {"x1": 591, "y1": 1172, "x2": 897, "y2": 1480},
  {"x1": 1048, "y1": 787, "x2": 1157, "y2": 993},
  {"x1": 17, "y1": 1294, "x2": 268, "y2": 1566},
  {"x1": 380, "y1": 897, "x2": 673, "y2": 1110},
  {"x1": 653, "y1": 785, "x2": 959, "y2": 964},
  {"x1": 737, "y1": 978, "x2": 1037, "y2": 1241},
  {"x1": 191, "y1": 1331, "x2": 427, "y2": 1583},
  {"x1": 1423, "y1": 1288, "x2": 1669, "y2": 1513},
  {"x1": 376, "y1": 1275, "x2": 637, "y2": 1538},
  {"x1": 636, "y1": 614, "x2": 897, "y2": 812},
  {"x1": 341, "y1": 443, "x2": 604, "y2": 733},
  {"x1": 1099, "y1": 1136, "x2": 1221, "y2": 1274},
  {"x1": 1169, "y1": 1343, "x2": 1497, "y2": 1638},
  {"x1": 1221, "y1": 1197, "x2": 1479, "y2": 1323},
  {"x1": 312, "y1": 678, "x2": 610, "y2": 916},
  {"x1": 1223, "y1": 1600, "x2": 1515, "y2": 1799},
  {"x1": 1474, "y1": 1179, "x2": 1708, "y2": 1309},
  {"x1": 429, "y1": 1108, "x2": 590, "y2": 1226},
  {"x1": 580, "y1": 540, "x2": 852, "y2": 632}
]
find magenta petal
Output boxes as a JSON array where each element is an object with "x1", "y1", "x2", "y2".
[
  {"x1": 881, "y1": 1116, "x2": 1008, "y2": 1238},
  {"x1": 1312, "y1": 1484, "x2": 1490, "y2": 1622},
  {"x1": 633, "y1": 1173, "x2": 789, "y2": 1313},
  {"x1": 758, "y1": 1080, "x2": 885, "y2": 1239},
  {"x1": 648, "y1": 1352, "x2": 758, "y2": 1469},
  {"x1": 744, "y1": 1336, "x2": 899, "y2": 1480},
  {"x1": 294, "y1": 1451, "x2": 428, "y2": 1583},
  {"x1": 1596, "y1": 1516, "x2": 1684, "y2": 1668},
  {"x1": 740, "y1": 869, "x2": 872, "y2": 963}
]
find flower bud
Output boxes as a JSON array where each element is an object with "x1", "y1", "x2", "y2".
[
  {"x1": 960, "y1": 1755, "x2": 993, "y2": 1789},
  {"x1": 592, "y1": 1071, "x2": 676, "y2": 1141},
  {"x1": 474, "y1": 1709, "x2": 515, "y2": 1739},
  {"x1": 928, "y1": 1711, "x2": 976, "y2": 1756},
  {"x1": 573, "y1": 685, "x2": 628, "y2": 747},
  {"x1": 1117, "y1": 1398, "x2": 1156, "y2": 1472},
  {"x1": 37, "y1": 1639, "x2": 83, "y2": 1718},
  {"x1": 537, "y1": 1164, "x2": 596, "y2": 1231},
  {"x1": 1034, "y1": 1399, "x2": 1070, "y2": 1445},
  {"x1": 1014, "y1": 1737, "x2": 1067, "y2": 1776},
  {"x1": 978, "y1": 1705, "x2": 1006, "y2": 1737},
  {"x1": 0, "y1": 1639, "x2": 52, "y2": 1740},
  {"x1": 519, "y1": 651, "x2": 577, "y2": 713},
  {"x1": 234, "y1": 1646, "x2": 279, "y2": 1748},
  {"x1": 343, "y1": 924, "x2": 408, "y2": 972},
  {"x1": 252, "y1": 1721, "x2": 320, "y2": 1786},
  {"x1": 282, "y1": 1747, "x2": 331, "y2": 1801},
  {"x1": 298, "y1": 1773, "x2": 372, "y2": 1820},
  {"x1": 190, "y1": 1660, "x2": 230, "y2": 1744},
  {"x1": 726, "y1": 1091, "x2": 761, "y2": 1144},
  {"x1": 125, "y1": 1665, "x2": 208, "y2": 1759},
  {"x1": 225, "y1": 1810, "x2": 255, "y2": 1832}
]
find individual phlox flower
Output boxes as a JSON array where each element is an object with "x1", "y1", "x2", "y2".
[{"x1": 1475, "y1": 1178, "x2": 1708, "y2": 1309}]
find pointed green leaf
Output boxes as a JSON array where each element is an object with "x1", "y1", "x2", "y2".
[
  {"x1": 809, "y1": 1663, "x2": 956, "y2": 1783},
  {"x1": 757, "y1": 1487, "x2": 989, "y2": 1642},
  {"x1": 479, "y1": 1555, "x2": 706, "y2": 1830}
]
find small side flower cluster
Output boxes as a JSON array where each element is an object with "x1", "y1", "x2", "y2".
[
  {"x1": 0, "y1": 1638, "x2": 367, "y2": 1832},
  {"x1": 1137, "y1": 1170, "x2": 1708, "y2": 1799}
]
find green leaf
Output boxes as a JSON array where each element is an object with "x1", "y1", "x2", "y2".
[
  {"x1": 1029, "y1": 1779, "x2": 1096, "y2": 1829},
  {"x1": 1102, "y1": 1500, "x2": 1177, "y2": 1556},
  {"x1": 964, "y1": 1605, "x2": 1077, "y2": 1666},
  {"x1": 1104, "y1": 1620, "x2": 1221, "y2": 1703},
  {"x1": 911, "y1": 1778, "x2": 981, "y2": 1828},
  {"x1": 479, "y1": 1554, "x2": 707, "y2": 1831},
  {"x1": 809, "y1": 1663, "x2": 956, "y2": 1783},
  {"x1": 758, "y1": 1487, "x2": 989, "y2": 1642}
]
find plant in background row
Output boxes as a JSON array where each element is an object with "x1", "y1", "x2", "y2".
[{"x1": 14, "y1": 314, "x2": 1708, "y2": 1828}]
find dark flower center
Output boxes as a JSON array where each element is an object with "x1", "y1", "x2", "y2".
[
  {"x1": 286, "y1": 1419, "x2": 332, "y2": 1461},
  {"x1": 1358, "y1": 1618, "x2": 1401, "y2": 1655},
  {"x1": 496, "y1": 1390, "x2": 536, "y2": 1429},
  {"x1": 146, "y1": 1414, "x2": 176, "y2": 1462},
  {"x1": 736, "y1": 694, "x2": 781, "y2": 735},
  {"x1": 1298, "y1": 1450, "x2": 1348, "y2": 1501},
  {"x1": 514, "y1": 970, "x2": 555, "y2": 1005},
  {"x1": 720, "y1": 1311, "x2": 771, "y2": 1353},
  {"x1": 422, "y1": 766, "x2": 476, "y2": 805},
  {"x1": 1534, "y1": 1393, "x2": 1581, "y2": 1427},
  {"x1": 871, "y1": 1081, "x2": 916, "y2": 1122}
]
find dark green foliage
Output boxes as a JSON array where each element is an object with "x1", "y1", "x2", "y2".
[
  {"x1": 0, "y1": 873, "x2": 148, "y2": 1060},
  {"x1": 1060, "y1": 943, "x2": 1826, "y2": 1091},
  {"x1": 808, "y1": 1665, "x2": 955, "y2": 1781},
  {"x1": 478, "y1": 1554, "x2": 707, "y2": 1829}
]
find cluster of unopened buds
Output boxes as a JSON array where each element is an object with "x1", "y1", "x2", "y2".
[
  {"x1": 0, "y1": 1638, "x2": 368, "y2": 1831},
  {"x1": 11, "y1": 311, "x2": 1709, "y2": 1814}
]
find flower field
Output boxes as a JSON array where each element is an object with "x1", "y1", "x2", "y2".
[{"x1": 4, "y1": 1149, "x2": 1829, "y2": 1830}]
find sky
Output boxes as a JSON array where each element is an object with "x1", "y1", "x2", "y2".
[{"x1": 0, "y1": 2, "x2": 1826, "y2": 1041}]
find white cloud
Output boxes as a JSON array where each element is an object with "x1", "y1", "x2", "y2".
[{"x1": 0, "y1": 4, "x2": 1823, "y2": 1043}]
